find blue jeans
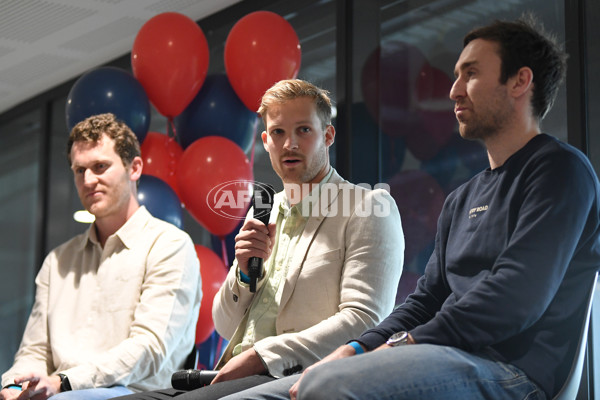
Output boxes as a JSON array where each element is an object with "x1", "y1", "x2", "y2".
[
  {"x1": 51, "y1": 386, "x2": 133, "y2": 400},
  {"x1": 223, "y1": 344, "x2": 547, "y2": 400}
]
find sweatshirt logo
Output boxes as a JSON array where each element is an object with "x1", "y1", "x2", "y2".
[{"x1": 469, "y1": 205, "x2": 488, "y2": 219}]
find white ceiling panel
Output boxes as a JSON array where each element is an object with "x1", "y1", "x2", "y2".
[{"x1": 0, "y1": 0, "x2": 241, "y2": 114}]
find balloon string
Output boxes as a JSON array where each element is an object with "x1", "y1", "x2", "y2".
[
  {"x1": 249, "y1": 117, "x2": 259, "y2": 166},
  {"x1": 168, "y1": 117, "x2": 177, "y2": 140},
  {"x1": 220, "y1": 237, "x2": 229, "y2": 267},
  {"x1": 212, "y1": 334, "x2": 225, "y2": 369}
]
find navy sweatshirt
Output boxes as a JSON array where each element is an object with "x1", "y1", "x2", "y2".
[{"x1": 358, "y1": 134, "x2": 600, "y2": 397}]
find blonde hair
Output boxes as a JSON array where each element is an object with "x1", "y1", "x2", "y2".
[{"x1": 257, "y1": 79, "x2": 332, "y2": 129}]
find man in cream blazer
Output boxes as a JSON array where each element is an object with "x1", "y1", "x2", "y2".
[
  {"x1": 111, "y1": 79, "x2": 403, "y2": 400},
  {"x1": 214, "y1": 169, "x2": 402, "y2": 378}
]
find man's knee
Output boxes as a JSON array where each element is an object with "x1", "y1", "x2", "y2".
[{"x1": 298, "y1": 365, "x2": 348, "y2": 400}]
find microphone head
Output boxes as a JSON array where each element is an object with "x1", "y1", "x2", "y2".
[
  {"x1": 171, "y1": 369, "x2": 218, "y2": 390},
  {"x1": 253, "y1": 183, "x2": 276, "y2": 225},
  {"x1": 171, "y1": 369, "x2": 201, "y2": 390}
]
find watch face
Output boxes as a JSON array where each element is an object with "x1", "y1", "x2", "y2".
[{"x1": 387, "y1": 331, "x2": 409, "y2": 346}]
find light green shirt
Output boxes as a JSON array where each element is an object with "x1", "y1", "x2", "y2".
[{"x1": 232, "y1": 168, "x2": 334, "y2": 356}]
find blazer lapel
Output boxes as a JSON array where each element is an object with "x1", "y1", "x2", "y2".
[{"x1": 278, "y1": 175, "x2": 344, "y2": 310}]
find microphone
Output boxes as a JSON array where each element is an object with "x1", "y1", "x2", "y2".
[
  {"x1": 247, "y1": 184, "x2": 275, "y2": 292},
  {"x1": 171, "y1": 369, "x2": 219, "y2": 390}
]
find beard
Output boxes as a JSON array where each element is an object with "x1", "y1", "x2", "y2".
[{"x1": 458, "y1": 86, "x2": 512, "y2": 141}]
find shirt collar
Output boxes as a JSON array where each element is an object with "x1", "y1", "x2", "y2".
[
  {"x1": 81, "y1": 206, "x2": 151, "y2": 250},
  {"x1": 279, "y1": 167, "x2": 334, "y2": 217}
]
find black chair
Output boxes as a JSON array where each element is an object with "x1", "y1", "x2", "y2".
[{"x1": 553, "y1": 271, "x2": 598, "y2": 400}]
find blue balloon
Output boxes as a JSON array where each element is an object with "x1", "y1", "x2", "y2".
[
  {"x1": 196, "y1": 331, "x2": 228, "y2": 370},
  {"x1": 66, "y1": 66, "x2": 150, "y2": 144},
  {"x1": 175, "y1": 74, "x2": 257, "y2": 152},
  {"x1": 137, "y1": 175, "x2": 183, "y2": 229}
]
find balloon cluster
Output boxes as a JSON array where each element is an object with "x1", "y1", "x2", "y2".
[{"x1": 64, "y1": 11, "x2": 302, "y2": 347}]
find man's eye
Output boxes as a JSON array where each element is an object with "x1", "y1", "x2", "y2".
[{"x1": 95, "y1": 164, "x2": 108, "y2": 173}]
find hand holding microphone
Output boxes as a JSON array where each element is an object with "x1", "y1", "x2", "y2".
[{"x1": 247, "y1": 185, "x2": 275, "y2": 292}]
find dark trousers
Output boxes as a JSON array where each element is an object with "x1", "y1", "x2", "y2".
[{"x1": 110, "y1": 375, "x2": 276, "y2": 400}]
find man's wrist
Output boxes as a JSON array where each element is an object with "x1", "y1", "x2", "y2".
[
  {"x1": 347, "y1": 341, "x2": 365, "y2": 355},
  {"x1": 57, "y1": 373, "x2": 71, "y2": 392},
  {"x1": 2, "y1": 384, "x2": 22, "y2": 391},
  {"x1": 239, "y1": 268, "x2": 251, "y2": 284}
]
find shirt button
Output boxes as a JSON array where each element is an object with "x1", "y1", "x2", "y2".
[{"x1": 262, "y1": 298, "x2": 268, "y2": 303}]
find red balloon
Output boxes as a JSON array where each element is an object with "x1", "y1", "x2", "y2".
[
  {"x1": 132, "y1": 12, "x2": 209, "y2": 118},
  {"x1": 140, "y1": 132, "x2": 183, "y2": 197},
  {"x1": 361, "y1": 41, "x2": 428, "y2": 138},
  {"x1": 412, "y1": 64, "x2": 456, "y2": 160},
  {"x1": 225, "y1": 11, "x2": 301, "y2": 111},
  {"x1": 387, "y1": 170, "x2": 445, "y2": 264},
  {"x1": 194, "y1": 244, "x2": 228, "y2": 344},
  {"x1": 177, "y1": 136, "x2": 253, "y2": 237}
]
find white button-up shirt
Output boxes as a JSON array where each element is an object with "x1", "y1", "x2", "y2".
[{"x1": 2, "y1": 207, "x2": 201, "y2": 392}]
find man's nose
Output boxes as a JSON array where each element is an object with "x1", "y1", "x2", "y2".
[
  {"x1": 284, "y1": 134, "x2": 298, "y2": 150},
  {"x1": 449, "y1": 78, "x2": 464, "y2": 101},
  {"x1": 83, "y1": 169, "x2": 97, "y2": 185}
]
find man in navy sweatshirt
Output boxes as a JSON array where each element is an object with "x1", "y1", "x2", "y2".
[{"x1": 221, "y1": 15, "x2": 600, "y2": 400}]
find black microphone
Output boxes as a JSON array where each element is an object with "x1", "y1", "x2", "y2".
[
  {"x1": 171, "y1": 369, "x2": 219, "y2": 390},
  {"x1": 247, "y1": 184, "x2": 275, "y2": 292}
]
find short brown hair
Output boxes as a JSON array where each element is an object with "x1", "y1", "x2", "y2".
[
  {"x1": 258, "y1": 79, "x2": 333, "y2": 129},
  {"x1": 67, "y1": 113, "x2": 140, "y2": 165},
  {"x1": 464, "y1": 14, "x2": 567, "y2": 120}
]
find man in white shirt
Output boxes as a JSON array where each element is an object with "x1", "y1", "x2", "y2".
[{"x1": 0, "y1": 113, "x2": 201, "y2": 400}]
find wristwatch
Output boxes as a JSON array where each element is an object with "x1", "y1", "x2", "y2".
[
  {"x1": 386, "y1": 331, "x2": 410, "y2": 347},
  {"x1": 57, "y1": 373, "x2": 71, "y2": 392}
]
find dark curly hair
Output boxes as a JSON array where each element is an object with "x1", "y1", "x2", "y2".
[
  {"x1": 464, "y1": 14, "x2": 567, "y2": 120},
  {"x1": 67, "y1": 113, "x2": 140, "y2": 165}
]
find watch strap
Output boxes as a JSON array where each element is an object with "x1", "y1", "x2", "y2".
[{"x1": 58, "y1": 373, "x2": 72, "y2": 392}]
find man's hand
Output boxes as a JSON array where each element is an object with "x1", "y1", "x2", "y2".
[
  {"x1": 0, "y1": 387, "x2": 22, "y2": 400},
  {"x1": 9, "y1": 373, "x2": 60, "y2": 400},
  {"x1": 211, "y1": 348, "x2": 267, "y2": 384},
  {"x1": 234, "y1": 219, "x2": 276, "y2": 275},
  {"x1": 289, "y1": 344, "x2": 357, "y2": 400}
]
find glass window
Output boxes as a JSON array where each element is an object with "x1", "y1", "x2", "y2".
[
  {"x1": 374, "y1": 0, "x2": 565, "y2": 302},
  {"x1": 46, "y1": 98, "x2": 88, "y2": 251},
  {"x1": 0, "y1": 110, "x2": 41, "y2": 373}
]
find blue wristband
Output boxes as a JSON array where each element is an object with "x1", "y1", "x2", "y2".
[
  {"x1": 348, "y1": 341, "x2": 365, "y2": 355},
  {"x1": 4, "y1": 384, "x2": 22, "y2": 391},
  {"x1": 239, "y1": 269, "x2": 251, "y2": 284}
]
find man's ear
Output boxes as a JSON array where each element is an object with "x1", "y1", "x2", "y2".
[
  {"x1": 261, "y1": 131, "x2": 269, "y2": 152},
  {"x1": 129, "y1": 156, "x2": 143, "y2": 182},
  {"x1": 325, "y1": 125, "x2": 335, "y2": 147},
  {"x1": 510, "y1": 66, "x2": 534, "y2": 98}
]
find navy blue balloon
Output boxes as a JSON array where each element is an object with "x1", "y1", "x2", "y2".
[
  {"x1": 175, "y1": 74, "x2": 257, "y2": 152},
  {"x1": 137, "y1": 175, "x2": 183, "y2": 229},
  {"x1": 196, "y1": 331, "x2": 228, "y2": 370},
  {"x1": 66, "y1": 66, "x2": 150, "y2": 144}
]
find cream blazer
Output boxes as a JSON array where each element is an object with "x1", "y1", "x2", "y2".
[{"x1": 212, "y1": 171, "x2": 404, "y2": 377}]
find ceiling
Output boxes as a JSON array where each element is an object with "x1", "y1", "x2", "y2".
[{"x1": 0, "y1": 0, "x2": 241, "y2": 115}]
